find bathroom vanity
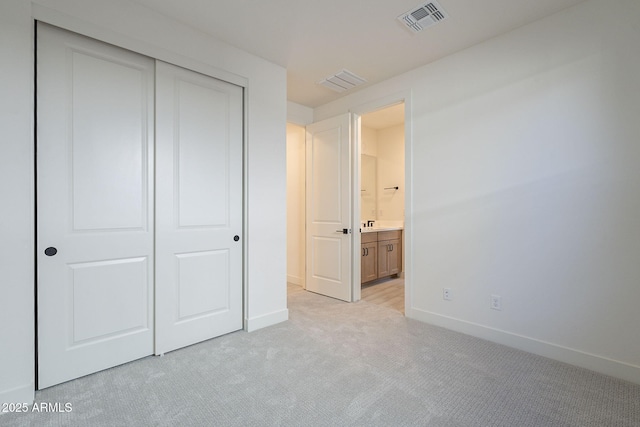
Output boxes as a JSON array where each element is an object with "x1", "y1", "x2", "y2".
[{"x1": 361, "y1": 228, "x2": 402, "y2": 284}]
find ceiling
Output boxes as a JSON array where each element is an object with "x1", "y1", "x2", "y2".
[{"x1": 132, "y1": 0, "x2": 586, "y2": 108}]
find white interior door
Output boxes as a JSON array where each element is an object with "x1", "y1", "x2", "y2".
[
  {"x1": 305, "y1": 114, "x2": 353, "y2": 301},
  {"x1": 37, "y1": 23, "x2": 155, "y2": 389},
  {"x1": 155, "y1": 61, "x2": 243, "y2": 355}
]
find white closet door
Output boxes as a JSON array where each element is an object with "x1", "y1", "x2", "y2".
[
  {"x1": 37, "y1": 23, "x2": 155, "y2": 389},
  {"x1": 155, "y1": 61, "x2": 243, "y2": 355}
]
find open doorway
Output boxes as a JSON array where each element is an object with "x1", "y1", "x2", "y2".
[
  {"x1": 286, "y1": 123, "x2": 306, "y2": 289},
  {"x1": 359, "y1": 103, "x2": 405, "y2": 313},
  {"x1": 286, "y1": 97, "x2": 410, "y2": 314}
]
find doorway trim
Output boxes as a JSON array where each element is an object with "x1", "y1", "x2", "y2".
[{"x1": 349, "y1": 91, "x2": 412, "y2": 310}]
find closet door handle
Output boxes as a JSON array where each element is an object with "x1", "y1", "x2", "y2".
[{"x1": 44, "y1": 247, "x2": 57, "y2": 256}]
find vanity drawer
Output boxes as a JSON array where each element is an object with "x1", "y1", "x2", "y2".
[
  {"x1": 361, "y1": 232, "x2": 378, "y2": 244},
  {"x1": 377, "y1": 230, "x2": 401, "y2": 241}
]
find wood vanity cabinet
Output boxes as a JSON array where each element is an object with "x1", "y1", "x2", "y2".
[
  {"x1": 378, "y1": 230, "x2": 402, "y2": 278},
  {"x1": 361, "y1": 230, "x2": 402, "y2": 284},
  {"x1": 361, "y1": 233, "x2": 378, "y2": 283}
]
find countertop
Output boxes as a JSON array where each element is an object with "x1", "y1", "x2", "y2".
[{"x1": 361, "y1": 226, "x2": 403, "y2": 233}]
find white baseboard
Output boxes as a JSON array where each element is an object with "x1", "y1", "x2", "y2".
[
  {"x1": 245, "y1": 308, "x2": 289, "y2": 332},
  {"x1": 287, "y1": 275, "x2": 303, "y2": 286},
  {"x1": 407, "y1": 307, "x2": 640, "y2": 385},
  {"x1": 0, "y1": 383, "x2": 34, "y2": 407}
]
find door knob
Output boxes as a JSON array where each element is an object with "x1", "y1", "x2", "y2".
[
  {"x1": 233, "y1": 235, "x2": 240, "y2": 242},
  {"x1": 335, "y1": 228, "x2": 351, "y2": 234},
  {"x1": 44, "y1": 247, "x2": 57, "y2": 256}
]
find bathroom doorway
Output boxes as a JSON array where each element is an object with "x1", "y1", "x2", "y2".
[
  {"x1": 286, "y1": 94, "x2": 412, "y2": 314},
  {"x1": 286, "y1": 122, "x2": 307, "y2": 289},
  {"x1": 359, "y1": 102, "x2": 406, "y2": 313}
]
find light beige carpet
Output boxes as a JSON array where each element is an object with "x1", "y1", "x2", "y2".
[{"x1": 3, "y1": 283, "x2": 639, "y2": 426}]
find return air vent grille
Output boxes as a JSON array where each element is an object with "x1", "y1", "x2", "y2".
[
  {"x1": 318, "y1": 69, "x2": 367, "y2": 93},
  {"x1": 398, "y1": 1, "x2": 448, "y2": 34}
]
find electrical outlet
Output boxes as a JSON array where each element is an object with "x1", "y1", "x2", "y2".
[
  {"x1": 490, "y1": 295, "x2": 502, "y2": 311},
  {"x1": 443, "y1": 288, "x2": 453, "y2": 301}
]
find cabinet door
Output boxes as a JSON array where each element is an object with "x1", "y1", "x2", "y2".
[
  {"x1": 388, "y1": 239, "x2": 402, "y2": 276},
  {"x1": 361, "y1": 242, "x2": 378, "y2": 283},
  {"x1": 378, "y1": 239, "x2": 402, "y2": 278},
  {"x1": 377, "y1": 241, "x2": 390, "y2": 278}
]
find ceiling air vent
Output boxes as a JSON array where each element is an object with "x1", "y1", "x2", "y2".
[
  {"x1": 318, "y1": 69, "x2": 367, "y2": 93},
  {"x1": 398, "y1": 1, "x2": 448, "y2": 34}
]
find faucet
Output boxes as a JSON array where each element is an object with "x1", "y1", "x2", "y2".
[{"x1": 367, "y1": 220, "x2": 375, "y2": 227}]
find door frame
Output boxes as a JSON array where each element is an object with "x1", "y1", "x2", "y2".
[{"x1": 349, "y1": 91, "x2": 412, "y2": 310}]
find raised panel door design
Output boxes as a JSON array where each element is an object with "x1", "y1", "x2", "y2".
[
  {"x1": 155, "y1": 61, "x2": 243, "y2": 354},
  {"x1": 70, "y1": 51, "x2": 149, "y2": 231},
  {"x1": 311, "y1": 236, "x2": 343, "y2": 282},
  {"x1": 305, "y1": 114, "x2": 352, "y2": 301},
  {"x1": 176, "y1": 79, "x2": 231, "y2": 228},
  {"x1": 175, "y1": 250, "x2": 230, "y2": 321},
  {"x1": 310, "y1": 127, "x2": 342, "y2": 223},
  {"x1": 69, "y1": 257, "x2": 149, "y2": 344},
  {"x1": 37, "y1": 23, "x2": 155, "y2": 389}
]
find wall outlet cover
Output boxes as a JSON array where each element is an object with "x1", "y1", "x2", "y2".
[{"x1": 490, "y1": 295, "x2": 502, "y2": 311}]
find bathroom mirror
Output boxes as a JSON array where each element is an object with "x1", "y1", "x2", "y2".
[{"x1": 361, "y1": 154, "x2": 377, "y2": 221}]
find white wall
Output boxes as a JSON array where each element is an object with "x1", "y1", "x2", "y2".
[
  {"x1": 360, "y1": 126, "x2": 378, "y2": 222},
  {"x1": 1, "y1": 0, "x2": 288, "y2": 404},
  {"x1": 360, "y1": 124, "x2": 406, "y2": 224},
  {"x1": 286, "y1": 123, "x2": 306, "y2": 285},
  {"x1": 285, "y1": 102, "x2": 312, "y2": 287},
  {"x1": 376, "y1": 124, "x2": 405, "y2": 223},
  {"x1": 0, "y1": 0, "x2": 35, "y2": 405},
  {"x1": 287, "y1": 101, "x2": 313, "y2": 127},
  {"x1": 315, "y1": 0, "x2": 640, "y2": 383},
  {"x1": 361, "y1": 126, "x2": 379, "y2": 157}
]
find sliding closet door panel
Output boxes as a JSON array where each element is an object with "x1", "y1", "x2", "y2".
[
  {"x1": 176, "y1": 81, "x2": 231, "y2": 227},
  {"x1": 155, "y1": 61, "x2": 243, "y2": 355},
  {"x1": 37, "y1": 23, "x2": 155, "y2": 389}
]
